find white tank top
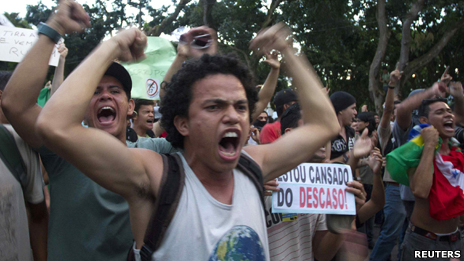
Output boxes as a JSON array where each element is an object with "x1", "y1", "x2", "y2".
[{"x1": 134, "y1": 152, "x2": 270, "y2": 261}]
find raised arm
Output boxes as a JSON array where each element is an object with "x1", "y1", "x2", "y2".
[
  {"x1": 380, "y1": 69, "x2": 401, "y2": 129},
  {"x1": 161, "y1": 27, "x2": 218, "y2": 101},
  {"x1": 35, "y1": 2, "x2": 159, "y2": 198},
  {"x1": 396, "y1": 82, "x2": 445, "y2": 131},
  {"x1": 246, "y1": 23, "x2": 340, "y2": 181},
  {"x1": 1, "y1": 5, "x2": 88, "y2": 148},
  {"x1": 251, "y1": 51, "x2": 280, "y2": 121},
  {"x1": 357, "y1": 147, "x2": 385, "y2": 224},
  {"x1": 409, "y1": 126, "x2": 437, "y2": 199},
  {"x1": 50, "y1": 42, "x2": 68, "y2": 96},
  {"x1": 449, "y1": 82, "x2": 464, "y2": 125}
]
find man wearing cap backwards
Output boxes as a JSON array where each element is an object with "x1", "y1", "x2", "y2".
[
  {"x1": 259, "y1": 89, "x2": 297, "y2": 144},
  {"x1": 328, "y1": 91, "x2": 357, "y2": 163},
  {"x1": 1, "y1": 2, "x2": 178, "y2": 260}
]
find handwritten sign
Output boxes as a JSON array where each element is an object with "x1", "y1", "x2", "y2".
[
  {"x1": 122, "y1": 37, "x2": 176, "y2": 100},
  {"x1": 272, "y1": 163, "x2": 356, "y2": 215},
  {"x1": 0, "y1": 14, "x2": 14, "y2": 27},
  {"x1": 0, "y1": 26, "x2": 60, "y2": 66}
]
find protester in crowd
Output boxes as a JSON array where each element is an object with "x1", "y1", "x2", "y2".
[
  {"x1": 34, "y1": 12, "x2": 340, "y2": 260},
  {"x1": 392, "y1": 69, "x2": 455, "y2": 256},
  {"x1": 380, "y1": 67, "x2": 390, "y2": 84},
  {"x1": 0, "y1": 71, "x2": 48, "y2": 261},
  {"x1": 370, "y1": 68, "x2": 406, "y2": 261},
  {"x1": 354, "y1": 111, "x2": 377, "y2": 248},
  {"x1": 328, "y1": 91, "x2": 357, "y2": 163},
  {"x1": 131, "y1": 98, "x2": 156, "y2": 138},
  {"x1": 1, "y1": 3, "x2": 179, "y2": 260},
  {"x1": 260, "y1": 89, "x2": 297, "y2": 144},
  {"x1": 265, "y1": 102, "x2": 370, "y2": 261},
  {"x1": 393, "y1": 93, "x2": 464, "y2": 260}
]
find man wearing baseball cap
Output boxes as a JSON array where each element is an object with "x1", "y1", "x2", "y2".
[
  {"x1": 1, "y1": 3, "x2": 177, "y2": 260},
  {"x1": 328, "y1": 91, "x2": 357, "y2": 162},
  {"x1": 259, "y1": 89, "x2": 297, "y2": 144}
]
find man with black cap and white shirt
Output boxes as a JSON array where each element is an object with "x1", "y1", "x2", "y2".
[
  {"x1": 328, "y1": 91, "x2": 357, "y2": 163},
  {"x1": 260, "y1": 89, "x2": 297, "y2": 144}
]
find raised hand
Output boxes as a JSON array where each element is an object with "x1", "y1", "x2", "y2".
[
  {"x1": 178, "y1": 26, "x2": 218, "y2": 59},
  {"x1": 46, "y1": 0, "x2": 91, "y2": 35},
  {"x1": 389, "y1": 68, "x2": 403, "y2": 86},
  {"x1": 110, "y1": 28, "x2": 147, "y2": 62},
  {"x1": 365, "y1": 147, "x2": 382, "y2": 174},
  {"x1": 431, "y1": 81, "x2": 448, "y2": 98},
  {"x1": 57, "y1": 42, "x2": 68, "y2": 59},
  {"x1": 353, "y1": 128, "x2": 372, "y2": 159},
  {"x1": 250, "y1": 22, "x2": 293, "y2": 55},
  {"x1": 449, "y1": 82, "x2": 463, "y2": 99},
  {"x1": 441, "y1": 67, "x2": 453, "y2": 86},
  {"x1": 262, "y1": 51, "x2": 280, "y2": 70}
]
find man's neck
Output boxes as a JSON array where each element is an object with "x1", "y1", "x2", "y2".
[
  {"x1": 439, "y1": 137, "x2": 450, "y2": 155},
  {"x1": 133, "y1": 124, "x2": 147, "y2": 137}
]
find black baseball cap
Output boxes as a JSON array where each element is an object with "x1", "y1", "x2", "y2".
[
  {"x1": 103, "y1": 62, "x2": 132, "y2": 98},
  {"x1": 273, "y1": 89, "x2": 298, "y2": 107}
]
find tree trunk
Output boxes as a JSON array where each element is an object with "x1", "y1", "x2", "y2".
[
  {"x1": 261, "y1": 0, "x2": 284, "y2": 28},
  {"x1": 400, "y1": 19, "x2": 464, "y2": 87},
  {"x1": 396, "y1": 0, "x2": 424, "y2": 96},
  {"x1": 202, "y1": 0, "x2": 217, "y2": 30},
  {"x1": 147, "y1": 0, "x2": 192, "y2": 36},
  {"x1": 368, "y1": 0, "x2": 388, "y2": 114}
]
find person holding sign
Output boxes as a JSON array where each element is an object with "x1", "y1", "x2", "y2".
[{"x1": 265, "y1": 102, "x2": 376, "y2": 261}]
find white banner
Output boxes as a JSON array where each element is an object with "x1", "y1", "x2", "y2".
[
  {"x1": 272, "y1": 163, "x2": 356, "y2": 215},
  {"x1": 0, "y1": 14, "x2": 14, "y2": 27},
  {"x1": 0, "y1": 25, "x2": 60, "y2": 66}
]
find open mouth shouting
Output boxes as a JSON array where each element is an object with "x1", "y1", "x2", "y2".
[
  {"x1": 443, "y1": 119, "x2": 454, "y2": 133},
  {"x1": 218, "y1": 129, "x2": 241, "y2": 161},
  {"x1": 97, "y1": 106, "x2": 116, "y2": 125}
]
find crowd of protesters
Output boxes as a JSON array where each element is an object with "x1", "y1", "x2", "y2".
[{"x1": 1, "y1": 1, "x2": 463, "y2": 261}]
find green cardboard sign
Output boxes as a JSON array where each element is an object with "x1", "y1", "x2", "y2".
[{"x1": 122, "y1": 37, "x2": 176, "y2": 100}]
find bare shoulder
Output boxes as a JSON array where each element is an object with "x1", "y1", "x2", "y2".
[{"x1": 129, "y1": 148, "x2": 164, "y2": 200}]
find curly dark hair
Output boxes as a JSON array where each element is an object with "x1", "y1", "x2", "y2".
[{"x1": 160, "y1": 54, "x2": 258, "y2": 149}]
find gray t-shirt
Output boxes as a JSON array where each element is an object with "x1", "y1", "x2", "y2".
[
  {"x1": 391, "y1": 120, "x2": 415, "y2": 201},
  {"x1": 0, "y1": 125, "x2": 44, "y2": 261},
  {"x1": 38, "y1": 137, "x2": 178, "y2": 261}
]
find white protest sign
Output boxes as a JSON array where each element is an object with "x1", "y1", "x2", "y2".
[
  {"x1": 0, "y1": 14, "x2": 14, "y2": 27},
  {"x1": 0, "y1": 25, "x2": 60, "y2": 66},
  {"x1": 272, "y1": 163, "x2": 356, "y2": 215}
]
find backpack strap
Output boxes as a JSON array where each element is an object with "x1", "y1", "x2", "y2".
[
  {"x1": 0, "y1": 124, "x2": 27, "y2": 190},
  {"x1": 129, "y1": 152, "x2": 263, "y2": 261},
  {"x1": 139, "y1": 153, "x2": 185, "y2": 261},
  {"x1": 237, "y1": 153, "x2": 265, "y2": 209}
]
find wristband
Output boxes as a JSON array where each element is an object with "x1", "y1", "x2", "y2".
[
  {"x1": 388, "y1": 85, "x2": 395, "y2": 89},
  {"x1": 38, "y1": 22, "x2": 62, "y2": 44}
]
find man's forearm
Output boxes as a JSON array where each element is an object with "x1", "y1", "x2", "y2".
[
  {"x1": 160, "y1": 54, "x2": 187, "y2": 101},
  {"x1": 281, "y1": 48, "x2": 339, "y2": 132},
  {"x1": 380, "y1": 85, "x2": 395, "y2": 129},
  {"x1": 252, "y1": 67, "x2": 279, "y2": 121},
  {"x1": 51, "y1": 56, "x2": 66, "y2": 96},
  {"x1": 396, "y1": 88, "x2": 435, "y2": 130},
  {"x1": 411, "y1": 144, "x2": 435, "y2": 198},
  {"x1": 28, "y1": 201, "x2": 48, "y2": 261}
]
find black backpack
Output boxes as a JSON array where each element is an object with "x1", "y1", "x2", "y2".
[{"x1": 128, "y1": 152, "x2": 265, "y2": 261}]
